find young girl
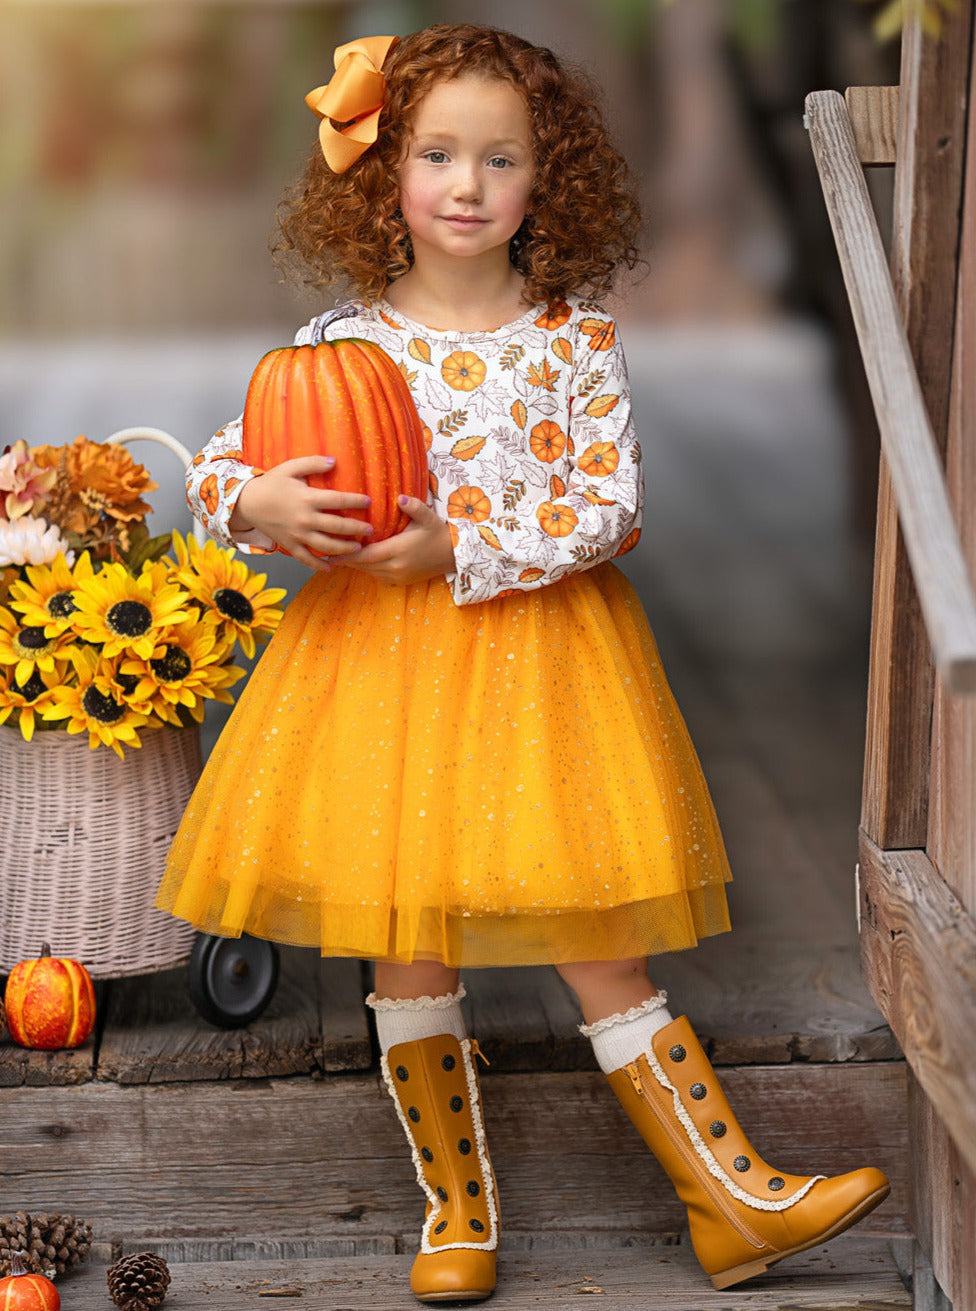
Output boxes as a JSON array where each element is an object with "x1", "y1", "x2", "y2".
[{"x1": 157, "y1": 23, "x2": 889, "y2": 1301}]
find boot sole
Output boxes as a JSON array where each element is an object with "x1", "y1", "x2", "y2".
[{"x1": 708, "y1": 1182, "x2": 891, "y2": 1291}]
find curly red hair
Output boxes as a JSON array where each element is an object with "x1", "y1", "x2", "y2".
[{"x1": 274, "y1": 23, "x2": 642, "y2": 306}]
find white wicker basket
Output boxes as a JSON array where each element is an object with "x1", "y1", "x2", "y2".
[
  {"x1": 0, "y1": 426, "x2": 208, "y2": 979},
  {"x1": 0, "y1": 724, "x2": 201, "y2": 977}
]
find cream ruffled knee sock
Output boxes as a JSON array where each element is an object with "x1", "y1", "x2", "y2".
[
  {"x1": 579, "y1": 991, "x2": 674, "y2": 1073},
  {"x1": 366, "y1": 982, "x2": 468, "y2": 1054}
]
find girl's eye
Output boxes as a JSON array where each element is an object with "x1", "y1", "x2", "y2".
[
  {"x1": 423, "y1": 150, "x2": 448, "y2": 164},
  {"x1": 489, "y1": 156, "x2": 513, "y2": 169}
]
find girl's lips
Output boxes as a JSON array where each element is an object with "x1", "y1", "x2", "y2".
[{"x1": 442, "y1": 215, "x2": 487, "y2": 227}]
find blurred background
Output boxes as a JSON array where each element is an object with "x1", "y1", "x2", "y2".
[{"x1": 0, "y1": 0, "x2": 900, "y2": 780}]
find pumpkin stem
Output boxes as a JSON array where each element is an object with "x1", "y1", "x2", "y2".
[
  {"x1": 11, "y1": 1251, "x2": 28, "y2": 1277},
  {"x1": 40, "y1": 943, "x2": 51, "y2": 957}
]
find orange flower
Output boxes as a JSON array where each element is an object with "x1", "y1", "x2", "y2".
[
  {"x1": 447, "y1": 485, "x2": 491, "y2": 523},
  {"x1": 32, "y1": 435, "x2": 156, "y2": 532},
  {"x1": 529, "y1": 421, "x2": 567, "y2": 464},
  {"x1": 441, "y1": 351, "x2": 487, "y2": 391},
  {"x1": 536, "y1": 501, "x2": 579, "y2": 538},
  {"x1": 200, "y1": 474, "x2": 220, "y2": 515},
  {"x1": 578, "y1": 442, "x2": 620, "y2": 477},
  {"x1": 535, "y1": 301, "x2": 572, "y2": 330}
]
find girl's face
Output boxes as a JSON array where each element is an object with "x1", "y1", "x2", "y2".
[{"x1": 398, "y1": 74, "x2": 534, "y2": 269}]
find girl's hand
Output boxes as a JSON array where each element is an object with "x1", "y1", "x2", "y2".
[
  {"x1": 230, "y1": 456, "x2": 373, "y2": 571},
  {"x1": 339, "y1": 496, "x2": 456, "y2": 585}
]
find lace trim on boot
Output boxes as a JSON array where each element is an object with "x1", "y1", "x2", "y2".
[
  {"x1": 380, "y1": 1037, "x2": 499, "y2": 1254},
  {"x1": 642, "y1": 1045, "x2": 825, "y2": 1213}
]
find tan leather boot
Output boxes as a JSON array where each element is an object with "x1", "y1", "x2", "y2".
[
  {"x1": 382, "y1": 1033, "x2": 499, "y2": 1303},
  {"x1": 606, "y1": 1015, "x2": 890, "y2": 1290}
]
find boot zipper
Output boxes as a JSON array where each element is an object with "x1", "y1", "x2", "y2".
[
  {"x1": 470, "y1": 1039, "x2": 490, "y2": 1067},
  {"x1": 625, "y1": 1060, "x2": 768, "y2": 1250}
]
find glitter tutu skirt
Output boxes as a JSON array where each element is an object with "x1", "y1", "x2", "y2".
[{"x1": 156, "y1": 563, "x2": 731, "y2": 966}]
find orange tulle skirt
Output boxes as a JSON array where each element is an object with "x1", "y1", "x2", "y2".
[{"x1": 156, "y1": 563, "x2": 731, "y2": 966}]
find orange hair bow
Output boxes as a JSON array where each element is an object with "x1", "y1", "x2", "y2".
[{"x1": 304, "y1": 35, "x2": 399, "y2": 174}]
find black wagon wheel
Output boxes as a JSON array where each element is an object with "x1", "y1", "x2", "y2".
[{"x1": 188, "y1": 932, "x2": 280, "y2": 1028}]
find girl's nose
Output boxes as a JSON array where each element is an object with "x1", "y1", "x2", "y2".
[{"x1": 452, "y1": 165, "x2": 482, "y2": 202}]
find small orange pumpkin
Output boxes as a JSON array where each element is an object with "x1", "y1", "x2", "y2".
[
  {"x1": 446, "y1": 485, "x2": 492, "y2": 524},
  {"x1": 242, "y1": 339, "x2": 428, "y2": 548},
  {"x1": 4, "y1": 944, "x2": 96, "y2": 1050},
  {"x1": 0, "y1": 1253, "x2": 60, "y2": 1311},
  {"x1": 536, "y1": 501, "x2": 579, "y2": 538}
]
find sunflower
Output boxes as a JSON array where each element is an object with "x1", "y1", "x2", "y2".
[
  {"x1": 118, "y1": 615, "x2": 244, "y2": 726},
  {"x1": 41, "y1": 645, "x2": 149, "y2": 757},
  {"x1": 0, "y1": 604, "x2": 70, "y2": 687},
  {"x1": 8, "y1": 550, "x2": 95, "y2": 636},
  {"x1": 0, "y1": 660, "x2": 66, "y2": 741},
  {"x1": 169, "y1": 531, "x2": 285, "y2": 660},
  {"x1": 71, "y1": 560, "x2": 189, "y2": 660}
]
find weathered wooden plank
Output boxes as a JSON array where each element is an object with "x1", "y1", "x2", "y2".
[
  {"x1": 908, "y1": 1070, "x2": 976, "y2": 1311},
  {"x1": 858, "y1": 832, "x2": 976, "y2": 1176},
  {"x1": 464, "y1": 966, "x2": 591, "y2": 1071},
  {"x1": 805, "y1": 89, "x2": 976, "y2": 693},
  {"x1": 316, "y1": 956, "x2": 372, "y2": 1072},
  {"x1": 0, "y1": 1035, "x2": 94, "y2": 1088},
  {"x1": 0, "y1": 1064, "x2": 909, "y2": 1246},
  {"x1": 52, "y1": 1236, "x2": 910, "y2": 1310},
  {"x1": 860, "y1": 2, "x2": 973, "y2": 848},
  {"x1": 94, "y1": 951, "x2": 370, "y2": 1083},
  {"x1": 927, "y1": 8, "x2": 976, "y2": 922},
  {"x1": 845, "y1": 85, "x2": 898, "y2": 165}
]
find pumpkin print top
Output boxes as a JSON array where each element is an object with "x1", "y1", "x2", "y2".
[{"x1": 187, "y1": 294, "x2": 642, "y2": 606}]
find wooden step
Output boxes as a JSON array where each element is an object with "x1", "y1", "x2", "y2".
[
  {"x1": 0, "y1": 1064, "x2": 909, "y2": 1249},
  {"x1": 49, "y1": 1235, "x2": 911, "y2": 1309},
  {"x1": 0, "y1": 938, "x2": 898, "y2": 1088}
]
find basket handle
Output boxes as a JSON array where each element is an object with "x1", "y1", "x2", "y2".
[{"x1": 105, "y1": 426, "x2": 207, "y2": 547}]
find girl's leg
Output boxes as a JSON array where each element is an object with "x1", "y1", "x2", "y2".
[
  {"x1": 367, "y1": 960, "x2": 498, "y2": 1305},
  {"x1": 559, "y1": 956, "x2": 889, "y2": 1292},
  {"x1": 374, "y1": 959, "x2": 459, "y2": 1002},
  {"x1": 555, "y1": 956, "x2": 661, "y2": 1025}
]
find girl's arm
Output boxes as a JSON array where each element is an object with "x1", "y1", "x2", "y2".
[{"x1": 446, "y1": 318, "x2": 642, "y2": 605}]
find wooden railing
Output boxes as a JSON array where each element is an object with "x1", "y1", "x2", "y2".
[{"x1": 805, "y1": 89, "x2": 976, "y2": 695}]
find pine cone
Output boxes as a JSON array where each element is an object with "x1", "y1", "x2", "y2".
[
  {"x1": 0, "y1": 1212, "x2": 93, "y2": 1278},
  {"x1": 107, "y1": 1252, "x2": 171, "y2": 1311}
]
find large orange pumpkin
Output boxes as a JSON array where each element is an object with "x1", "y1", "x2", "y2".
[
  {"x1": 0, "y1": 1254, "x2": 60, "y2": 1311},
  {"x1": 242, "y1": 339, "x2": 428, "y2": 548},
  {"x1": 4, "y1": 944, "x2": 96, "y2": 1050}
]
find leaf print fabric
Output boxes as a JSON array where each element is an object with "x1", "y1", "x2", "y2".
[{"x1": 185, "y1": 295, "x2": 643, "y2": 605}]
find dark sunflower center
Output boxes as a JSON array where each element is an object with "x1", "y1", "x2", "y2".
[
  {"x1": 48, "y1": 591, "x2": 77, "y2": 619},
  {"x1": 82, "y1": 685, "x2": 126, "y2": 724},
  {"x1": 107, "y1": 599, "x2": 152, "y2": 638},
  {"x1": 17, "y1": 625, "x2": 50, "y2": 651},
  {"x1": 12, "y1": 671, "x2": 45, "y2": 702},
  {"x1": 151, "y1": 645, "x2": 192, "y2": 683},
  {"x1": 116, "y1": 673, "x2": 140, "y2": 695},
  {"x1": 214, "y1": 588, "x2": 253, "y2": 624}
]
